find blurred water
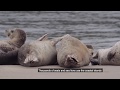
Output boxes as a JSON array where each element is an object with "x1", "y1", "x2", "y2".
[{"x1": 0, "y1": 11, "x2": 120, "y2": 50}]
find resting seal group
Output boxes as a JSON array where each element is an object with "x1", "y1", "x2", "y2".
[{"x1": 1, "y1": 28, "x2": 120, "y2": 67}]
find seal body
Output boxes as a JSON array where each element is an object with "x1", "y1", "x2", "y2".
[
  {"x1": 91, "y1": 41, "x2": 120, "y2": 65},
  {"x1": 56, "y1": 34, "x2": 91, "y2": 68},
  {"x1": 18, "y1": 34, "x2": 62, "y2": 67},
  {"x1": 0, "y1": 28, "x2": 26, "y2": 65}
]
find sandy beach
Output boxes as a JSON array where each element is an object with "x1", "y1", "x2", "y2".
[{"x1": 0, "y1": 65, "x2": 120, "y2": 79}]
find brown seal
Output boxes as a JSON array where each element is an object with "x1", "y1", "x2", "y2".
[{"x1": 0, "y1": 28, "x2": 26, "y2": 65}]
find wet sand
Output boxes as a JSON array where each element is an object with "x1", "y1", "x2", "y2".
[{"x1": 0, "y1": 65, "x2": 120, "y2": 79}]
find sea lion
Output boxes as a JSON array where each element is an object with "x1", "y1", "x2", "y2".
[
  {"x1": 55, "y1": 34, "x2": 92, "y2": 68},
  {"x1": 18, "y1": 34, "x2": 62, "y2": 67},
  {"x1": 0, "y1": 28, "x2": 26, "y2": 65},
  {"x1": 91, "y1": 41, "x2": 120, "y2": 65}
]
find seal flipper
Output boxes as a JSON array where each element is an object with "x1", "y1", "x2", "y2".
[
  {"x1": 51, "y1": 37, "x2": 63, "y2": 46},
  {"x1": 86, "y1": 44, "x2": 93, "y2": 49},
  {"x1": 37, "y1": 33, "x2": 48, "y2": 41},
  {"x1": 0, "y1": 44, "x2": 15, "y2": 53}
]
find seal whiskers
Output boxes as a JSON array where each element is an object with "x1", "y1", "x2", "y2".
[{"x1": 64, "y1": 54, "x2": 79, "y2": 68}]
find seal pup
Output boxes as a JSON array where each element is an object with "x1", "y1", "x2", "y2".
[
  {"x1": 18, "y1": 34, "x2": 62, "y2": 67},
  {"x1": 91, "y1": 41, "x2": 120, "y2": 65},
  {"x1": 0, "y1": 28, "x2": 26, "y2": 65},
  {"x1": 55, "y1": 34, "x2": 92, "y2": 68}
]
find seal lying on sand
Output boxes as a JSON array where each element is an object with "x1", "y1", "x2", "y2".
[
  {"x1": 0, "y1": 28, "x2": 26, "y2": 65},
  {"x1": 91, "y1": 41, "x2": 120, "y2": 65},
  {"x1": 18, "y1": 34, "x2": 62, "y2": 67},
  {"x1": 55, "y1": 34, "x2": 92, "y2": 68},
  {"x1": 91, "y1": 48, "x2": 112, "y2": 65}
]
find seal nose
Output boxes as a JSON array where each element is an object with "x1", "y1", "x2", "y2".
[
  {"x1": 64, "y1": 55, "x2": 78, "y2": 68},
  {"x1": 90, "y1": 59, "x2": 99, "y2": 65},
  {"x1": 5, "y1": 29, "x2": 9, "y2": 32},
  {"x1": 67, "y1": 57, "x2": 77, "y2": 64},
  {"x1": 29, "y1": 60, "x2": 34, "y2": 64}
]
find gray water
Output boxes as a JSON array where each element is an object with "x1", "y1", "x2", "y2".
[{"x1": 0, "y1": 11, "x2": 120, "y2": 50}]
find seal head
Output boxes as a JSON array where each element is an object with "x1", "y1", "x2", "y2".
[{"x1": 0, "y1": 28, "x2": 26, "y2": 65}]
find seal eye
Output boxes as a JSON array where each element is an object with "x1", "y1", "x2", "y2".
[
  {"x1": 8, "y1": 33, "x2": 10, "y2": 36},
  {"x1": 11, "y1": 30, "x2": 14, "y2": 33},
  {"x1": 92, "y1": 52, "x2": 93, "y2": 55}
]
